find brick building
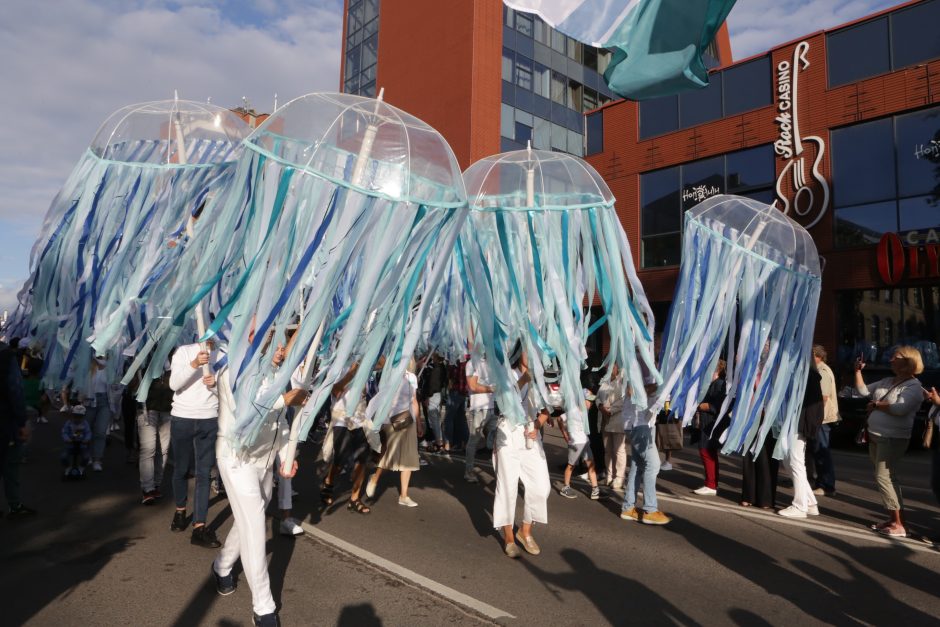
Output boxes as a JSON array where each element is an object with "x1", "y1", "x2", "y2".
[{"x1": 585, "y1": 0, "x2": 940, "y2": 378}]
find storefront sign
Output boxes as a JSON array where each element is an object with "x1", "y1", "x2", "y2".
[
  {"x1": 682, "y1": 184, "x2": 720, "y2": 204},
  {"x1": 876, "y1": 232, "x2": 940, "y2": 285},
  {"x1": 774, "y1": 41, "x2": 830, "y2": 229}
]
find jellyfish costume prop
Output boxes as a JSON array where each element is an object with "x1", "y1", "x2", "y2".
[
  {"x1": 9, "y1": 99, "x2": 249, "y2": 393},
  {"x1": 131, "y1": 92, "x2": 468, "y2": 451},
  {"x1": 655, "y1": 195, "x2": 822, "y2": 460},
  {"x1": 455, "y1": 148, "x2": 660, "y2": 432},
  {"x1": 504, "y1": 0, "x2": 737, "y2": 99}
]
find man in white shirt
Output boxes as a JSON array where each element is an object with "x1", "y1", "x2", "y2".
[
  {"x1": 464, "y1": 357, "x2": 496, "y2": 482},
  {"x1": 168, "y1": 341, "x2": 222, "y2": 548}
]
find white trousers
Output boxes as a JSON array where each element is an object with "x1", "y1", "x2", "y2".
[
  {"x1": 789, "y1": 435, "x2": 818, "y2": 512},
  {"x1": 492, "y1": 425, "x2": 551, "y2": 529},
  {"x1": 214, "y1": 459, "x2": 276, "y2": 616},
  {"x1": 138, "y1": 410, "x2": 171, "y2": 492}
]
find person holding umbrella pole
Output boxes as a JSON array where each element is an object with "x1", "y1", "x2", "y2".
[{"x1": 211, "y1": 329, "x2": 308, "y2": 627}]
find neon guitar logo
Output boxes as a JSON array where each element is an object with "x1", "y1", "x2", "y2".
[{"x1": 774, "y1": 41, "x2": 829, "y2": 229}]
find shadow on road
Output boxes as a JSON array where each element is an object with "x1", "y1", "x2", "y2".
[{"x1": 337, "y1": 602, "x2": 382, "y2": 626}]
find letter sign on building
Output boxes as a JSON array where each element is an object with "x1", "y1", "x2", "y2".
[{"x1": 774, "y1": 41, "x2": 830, "y2": 229}]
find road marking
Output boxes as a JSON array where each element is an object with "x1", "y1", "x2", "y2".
[
  {"x1": 434, "y1": 451, "x2": 940, "y2": 555},
  {"x1": 300, "y1": 522, "x2": 515, "y2": 621}
]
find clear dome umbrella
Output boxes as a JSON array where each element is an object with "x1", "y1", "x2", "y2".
[
  {"x1": 441, "y1": 147, "x2": 660, "y2": 435},
  {"x1": 655, "y1": 194, "x2": 822, "y2": 460},
  {"x1": 125, "y1": 92, "x2": 468, "y2": 459},
  {"x1": 8, "y1": 97, "x2": 249, "y2": 395}
]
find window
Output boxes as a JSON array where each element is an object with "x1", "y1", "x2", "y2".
[
  {"x1": 343, "y1": 0, "x2": 380, "y2": 97},
  {"x1": 583, "y1": 46, "x2": 598, "y2": 72},
  {"x1": 586, "y1": 111, "x2": 603, "y2": 155},
  {"x1": 597, "y1": 50, "x2": 611, "y2": 75},
  {"x1": 726, "y1": 145, "x2": 774, "y2": 193},
  {"x1": 533, "y1": 17, "x2": 550, "y2": 46},
  {"x1": 502, "y1": 47, "x2": 514, "y2": 82},
  {"x1": 679, "y1": 73, "x2": 723, "y2": 128},
  {"x1": 883, "y1": 289, "x2": 893, "y2": 303},
  {"x1": 641, "y1": 166, "x2": 681, "y2": 239},
  {"x1": 516, "y1": 122, "x2": 533, "y2": 145},
  {"x1": 583, "y1": 87, "x2": 598, "y2": 112},
  {"x1": 551, "y1": 29, "x2": 566, "y2": 54},
  {"x1": 832, "y1": 118, "x2": 895, "y2": 207},
  {"x1": 567, "y1": 36, "x2": 582, "y2": 63},
  {"x1": 827, "y1": 17, "x2": 890, "y2": 88},
  {"x1": 567, "y1": 80, "x2": 583, "y2": 112},
  {"x1": 833, "y1": 201, "x2": 898, "y2": 247},
  {"x1": 567, "y1": 129, "x2": 583, "y2": 157},
  {"x1": 515, "y1": 55, "x2": 533, "y2": 91},
  {"x1": 871, "y1": 316, "x2": 880, "y2": 346},
  {"x1": 722, "y1": 57, "x2": 772, "y2": 116},
  {"x1": 639, "y1": 96, "x2": 679, "y2": 138},
  {"x1": 681, "y1": 157, "x2": 724, "y2": 210},
  {"x1": 515, "y1": 11, "x2": 534, "y2": 37},
  {"x1": 500, "y1": 103, "x2": 514, "y2": 139},
  {"x1": 891, "y1": 0, "x2": 940, "y2": 71},
  {"x1": 895, "y1": 107, "x2": 940, "y2": 198},
  {"x1": 533, "y1": 116, "x2": 551, "y2": 150},
  {"x1": 550, "y1": 71, "x2": 567, "y2": 105},
  {"x1": 884, "y1": 318, "x2": 894, "y2": 346},
  {"x1": 551, "y1": 123, "x2": 567, "y2": 151},
  {"x1": 533, "y1": 62, "x2": 550, "y2": 98}
]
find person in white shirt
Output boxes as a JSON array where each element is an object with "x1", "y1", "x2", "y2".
[
  {"x1": 212, "y1": 335, "x2": 308, "y2": 627},
  {"x1": 321, "y1": 364, "x2": 373, "y2": 514},
  {"x1": 366, "y1": 361, "x2": 423, "y2": 507},
  {"x1": 168, "y1": 341, "x2": 222, "y2": 547},
  {"x1": 464, "y1": 357, "x2": 496, "y2": 482},
  {"x1": 597, "y1": 366, "x2": 628, "y2": 490},
  {"x1": 492, "y1": 351, "x2": 550, "y2": 558},
  {"x1": 620, "y1": 378, "x2": 671, "y2": 525}
]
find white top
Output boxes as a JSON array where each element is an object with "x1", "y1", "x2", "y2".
[
  {"x1": 388, "y1": 372, "x2": 419, "y2": 417},
  {"x1": 216, "y1": 369, "x2": 289, "y2": 469},
  {"x1": 621, "y1": 375, "x2": 658, "y2": 430},
  {"x1": 332, "y1": 387, "x2": 367, "y2": 430},
  {"x1": 817, "y1": 362, "x2": 840, "y2": 424},
  {"x1": 169, "y1": 343, "x2": 220, "y2": 419},
  {"x1": 466, "y1": 360, "x2": 494, "y2": 410},
  {"x1": 597, "y1": 376, "x2": 626, "y2": 433}
]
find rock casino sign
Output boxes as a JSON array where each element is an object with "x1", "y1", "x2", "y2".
[{"x1": 773, "y1": 41, "x2": 830, "y2": 229}]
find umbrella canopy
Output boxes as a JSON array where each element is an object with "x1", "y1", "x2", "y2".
[
  {"x1": 10, "y1": 98, "x2": 249, "y2": 394},
  {"x1": 127, "y1": 92, "x2": 468, "y2": 450},
  {"x1": 443, "y1": 148, "x2": 659, "y2": 432},
  {"x1": 656, "y1": 194, "x2": 822, "y2": 459}
]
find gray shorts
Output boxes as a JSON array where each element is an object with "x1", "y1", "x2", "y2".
[{"x1": 567, "y1": 439, "x2": 593, "y2": 466}]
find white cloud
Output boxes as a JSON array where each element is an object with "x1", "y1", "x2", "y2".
[
  {"x1": 0, "y1": 0, "x2": 343, "y2": 286},
  {"x1": 726, "y1": 0, "x2": 907, "y2": 60}
]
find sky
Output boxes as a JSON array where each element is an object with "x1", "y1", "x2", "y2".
[{"x1": 0, "y1": 0, "x2": 909, "y2": 315}]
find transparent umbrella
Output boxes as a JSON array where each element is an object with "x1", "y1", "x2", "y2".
[
  {"x1": 655, "y1": 194, "x2": 822, "y2": 460},
  {"x1": 447, "y1": 147, "x2": 660, "y2": 434},
  {"x1": 9, "y1": 97, "x2": 249, "y2": 395},
  {"x1": 127, "y1": 92, "x2": 468, "y2": 458}
]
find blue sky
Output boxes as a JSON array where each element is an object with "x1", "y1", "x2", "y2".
[{"x1": 0, "y1": 0, "x2": 908, "y2": 314}]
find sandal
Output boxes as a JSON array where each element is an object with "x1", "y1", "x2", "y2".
[
  {"x1": 877, "y1": 524, "x2": 906, "y2": 537},
  {"x1": 869, "y1": 521, "x2": 892, "y2": 531},
  {"x1": 320, "y1": 482, "x2": 334, "y2": 506},
  {"x1": 347, "y1": 499, "x2": 371, "y2": 514}
]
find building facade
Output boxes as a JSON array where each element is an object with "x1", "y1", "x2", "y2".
[
  {"x1": 585, "y1": 0, "x2": 940, "y2": 379},
  {"x1": 339, "y1": 0, "x2": 729, "y2": 168}
]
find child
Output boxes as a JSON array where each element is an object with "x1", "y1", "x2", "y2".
[{"x1": 61, "y1": 406, "x2": 92, "y2": 477}]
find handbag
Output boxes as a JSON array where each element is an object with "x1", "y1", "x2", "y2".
[
  {"x1": 389, "y1": 411, "x2": 414, "y2": 432},
  {"x1": 656, "y1": 416, "x2": 684, "y2": 450}
]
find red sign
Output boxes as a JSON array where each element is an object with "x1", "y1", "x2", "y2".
[{"x1": 876, "y1": 232, "x2": 940, "y2": 285}]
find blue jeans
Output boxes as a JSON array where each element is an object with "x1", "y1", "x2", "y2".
[
  {"x1": 170, "y1": 416, "x2": 218, "y2": 524},
  {"x1": 446, "y1": 391, "x2": 467, "y2": 448},
  {"x1": 812, "y1": 424, "x2": 836, "y2": 492},
  {"x1": 88, "y1": 393, "x2": 111, "y2": 460},
  {"x1": 622, "y1": 425, "x2": 661, "y2": 513}
]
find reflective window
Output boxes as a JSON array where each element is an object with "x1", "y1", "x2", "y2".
[
  {"x1": 551, "y1": 29, "x2": 566, "y2": 54},
  {"x1": 639, "y1": 96, "x2": 679, "y2": 139},
  {"x1": 551, "y1": 123, "x2": 567, "y2": 151},
  {"x1": 896, "y1": 106, "x2": 940, "y2": 198},
  {"x1": 680, "y1": 73, "x2": 723, "y2": 128},
  {"x1": 515, "y1": 11, "x2": 534, "y2": 37},
  {"x1": 586, "y1": 111, "x2": 603, "y2": 155},
  {"x1": 533, "y1": 62, "x2": 550, "y2": 98},
  {"x1": 681, "y1": 157, "x2": 724, "y2": 210},
  {"x1": 642, "y1": 234, "x2": 681, "y2": 268},
  {"x1": 516, "y1": 122, "x2": 533, "y2": 145},
  {"x1": 726, "y1": 145, "x2": 775, "y2": 192},
  {"x1": 832, "y1": 118, "x2": 895, "y2": 207},
  {"x1": 502, "y1": 47, "x2": 514, "y2": 82},
  {"x1": 567, "y1": 130, "x2": 583, "y2": 157},
  {"x1": 567, "y1": 79, "x2": 583, "y2": 112},
  {"x1": 722, "y1": 57, "x2": 772, "y2": 115},
  {"x1": 898, "y1": 196, "x2": 940, "y2": 232},
  {"x1": 533, "y1": 116, "x2": 551, "y2": 150},
  {"x1": 891, "y1": 0, "x2": 940, "y2": 70},
  {"x1": 534, "y1": 17, "x2": 550, "y2": 46},
  {"x1": 343, "y1": 0, "x2": 380, "y2": 97},
  {"x1": 641, "y1": 166, "x2": 681, "y2": 237},
  {"x1": 515, "y1": 54, "x2": 533, "y2": 91},
  {"x1": 833, "y1": 201, "x2": 898, "y2": 247},
  {"x1": 500, "y1": 103, "x2": 514, "y2": 139},
  {"x1": 550, "y1": 71, "x2": 567, "y2": 104},
  {"x1": 827, "y1": 17, "x2": 890, "y2": 88}
]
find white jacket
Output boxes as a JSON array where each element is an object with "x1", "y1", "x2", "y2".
[{"x1": 215, "y1": 369, "x2": 290, "y2": 470}]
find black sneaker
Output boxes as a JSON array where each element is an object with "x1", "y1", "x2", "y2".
[
  {"x1": 171, "y1": 510, "x2": 188, "y2": 532},
  {"x1": 191, "y1": 526, "x2": 222, "y2": 548},
  {"x1": 7, "y1": 504, "x2": 36, "y2": 518},
  {"x1": 212, "y1": 566, "x2": 236, "y2": 596},
  {"x1": 141, "y1": 490, "x2": 157, "y2": 506},
  {"x1": 253, "y1": 612, "x2": 281, "y2": 627}
]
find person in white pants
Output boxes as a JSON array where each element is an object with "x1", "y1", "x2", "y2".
[
  {"x1": 597, "y1": 367, "x2": 628, "y2": 490},
  {"x1": 779, "y1": 366, "x2": 824, "y2": 519},
  {"x1": 212, "y1": 339, "x2": 308, "y2": 627},
  {"x1": 492, "y1": 354, "x2": 550, "y2": 558}
]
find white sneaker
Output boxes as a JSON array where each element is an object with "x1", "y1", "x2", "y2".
[
  {"x1": 464, "y1": 470, "x2": 478, "y2": 483},
  {"x1": 807, "y1": 505, "x2": 820, "y2": 516},
  {"x1": 693, "y1": 486, "x2": 717, "y2": 496},
  {"x1": 611, "y1": 479, "x2": 624, "y2": 491},
  {"x1": 279, "y1": 517, "x2": 304, "y2": 536},
  {"x1": 661, "y1": 462, "x2": 673, "y2": 471},
  {"x1": 92, "y1": 461, "x2": 103, "y2": 472},
  {"x1": 398, "y1": 496, "x2": 418, "y2": 507},
  {"x1": 365, "y1": 477, "x2": 377, "y2": 499},
  {"x1": 778, "y1": 505, "x2": 807, "y2": 518}
]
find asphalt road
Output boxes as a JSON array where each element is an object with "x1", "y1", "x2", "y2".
[{"x1": 3, "y1": 411, "x2": 940, "y2": 626}]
